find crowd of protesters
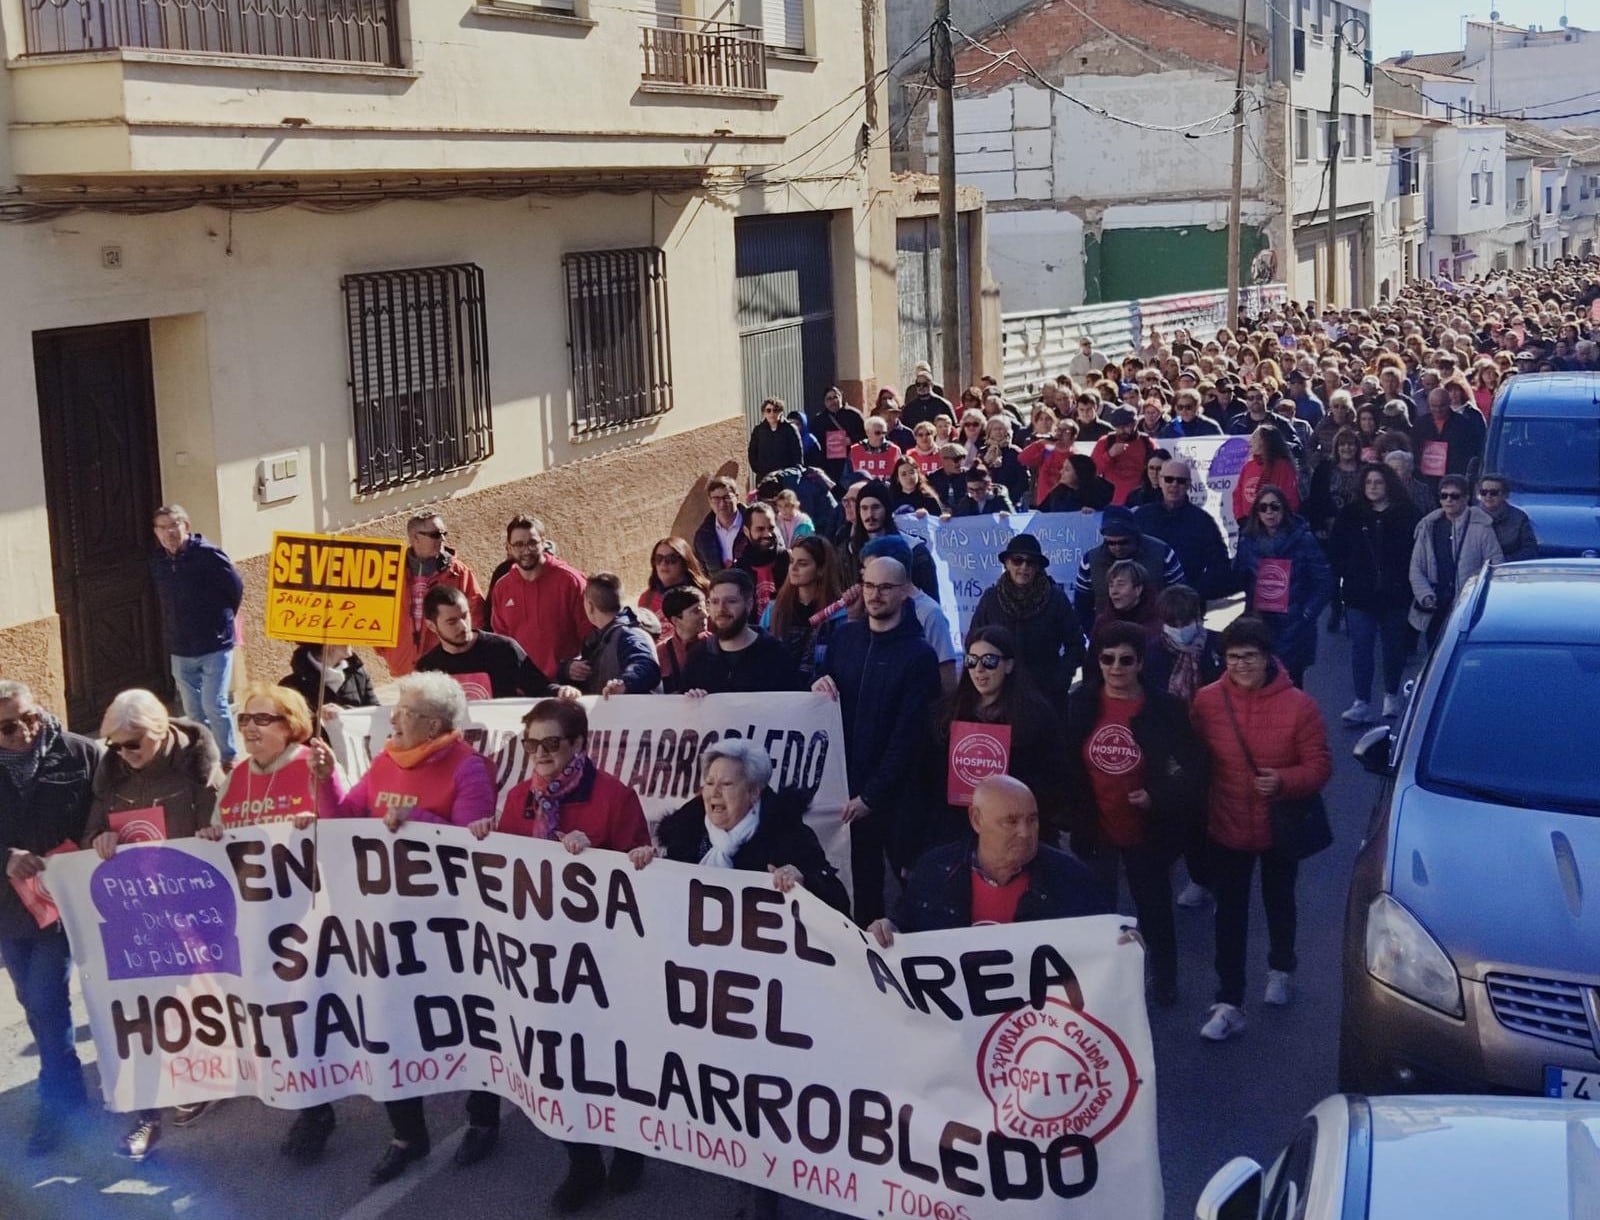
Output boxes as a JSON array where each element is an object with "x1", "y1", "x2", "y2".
[{"x1": 2, "y1": 262, "x2": 1592, "y2": 1211}]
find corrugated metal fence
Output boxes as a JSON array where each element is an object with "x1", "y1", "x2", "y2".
[{"x1": 1001, "y1": 283, "x2": 1288, "y2": 405}]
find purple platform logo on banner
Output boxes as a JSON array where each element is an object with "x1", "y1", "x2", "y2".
[{"x1": 92, "y1": 847, "x2": 241, "y2": 981}]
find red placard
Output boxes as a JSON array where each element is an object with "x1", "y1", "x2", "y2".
[
  {"x1": 1420, "y1": 440, "x2": 1449, "y2": 478},
  {"x1": 1254, "y1": 557, "x2": 1293, "y2": 614},
  {"x1": 8, "y1": 841, "x2": 78, "y2": 930},
  {"x1": 109, "y1": 806, "x2": 168, "y2": 844},
  {"x1": 449, "y1": 672, "x2": 494, "y2": 701},
  {"x1": 825, "y1": 431, "x2": 848, "y2": 461},
  {"x1": 947, "y1": 721, "x2": 1012, "y2": 806}
]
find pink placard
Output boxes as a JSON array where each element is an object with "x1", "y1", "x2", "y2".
[
  {"x1": 1254, "y1": 557, "x2": 1293, "y2": 615},
  {"x1": 1421, "y1": 440, "x2": 1449, "y2": 479},
  {"x1": 947, "y1": 721, "x2": 1011, "y2": 806},
  {"x1": 109, "y1": 806, "x2": 168, "y2": 844},
  {"x1": 825, "y1": 431, "x2": 848, "y2": 461}
]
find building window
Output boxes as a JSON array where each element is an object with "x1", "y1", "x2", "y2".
[
  {"x1": 1470, "y1": 173, "x2": 1481, "y2": 204},
  {"x1": 1398, "y1": 147, "x2": 1419, "y2": 194},
  {"x1": 1312, "y1": 0, "x2": 1326, "y2": 41},
  {"x1": 344, "y1": 264, "x2": 493, "y2": 495},
  {"x1": 1294, "y1": 109, "x2": 1310, "y2": 161},
  {"x1": 1516, "y1": 176, "x2": 1527, "y2": 207},
  {"x1": 1545, "y1": 185, "x2": 1553, "y2": 213},
  {"x1": 1361, "y1": 114, "x2": 1373, "y2": 159},
  {"x1": 563, "y1": 248, "x2": 674, "y2": 435},
  {"x1": 1484, "y1": 172, "x2": 1494, "y2": 204},
  {"x1": 758, "y1": 0, "x2": 806, "y2": 52},
  {"x1": 1318, "y1": 111, "x2": 1334, "y2": 161},
  {"x1": 1561, "y1": 184, "x2": 1570, "y2": 210},
  {"x1": 1341, "y1": 113, "x2": 1356, "y2": 160}
]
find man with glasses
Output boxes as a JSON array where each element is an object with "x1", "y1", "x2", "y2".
[
  {"x1": 418, "y1": 586, "x2": 580, "y2": 700},
  {"x1": 489, "y1": 514, "x2": 591, "y2": 681},
  {"x1": 1408, "y1": 474, "x2": 1504, "y2": 650},
  {"x1": 0, "y1": 681, "x2": 99, "y2": 1154},
  {"x1": 691, "y1": 476, "x2": 748, "y2": 577},
  {"x1": 1133, "y1": 459, "x2": 1232, "y2": 599},
  {"x1": 382, "y1": 511, "x2": 485, "y2": 679},
  {"x1": 1073, "y1": 507, "x2": 1186, "y2": 626},
  {"x1": 746, "y1": 397, "x2": 803, "y2": 481},
  {"x1": 950, "y1": 462, "x2": 1015, "y2": 517},
  {"x1": 1158, "y1": 388, "x2": 1222, "y2": 438},
  {"x1": 814, "y1": 556, "x2": 941, "y2": 924},
  {"x1": 150, "y1": 504, "x2": 244, "y2": 765},
  {"x1": 1476, "y1": 472, "x2": 1539, "y2": 560},
  {"x1": 1226, "y1": 387, "x2": 1273, "y2": 436}
]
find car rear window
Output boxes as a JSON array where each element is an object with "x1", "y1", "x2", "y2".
[
  {"x1": 1489, "y1": 416, "x2": 1600, "y2": 494},
  {"x1": 1420, "y1": 643, "x2": 1600, "y2": 813}
]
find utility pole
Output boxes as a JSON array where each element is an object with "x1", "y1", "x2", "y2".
[
  {"x1": 1324, "y1": 22, "x2": 1343, "y2": 307},
  {"x1": 934, "y1": 1, "x2": 962, "y2": 396},
  {"x1": 1488, "y1": 11, "x2": 1498, "y2": 115},
  {"x1": 1226, "y1": 0, "x2": 1249, "y2": 329}
]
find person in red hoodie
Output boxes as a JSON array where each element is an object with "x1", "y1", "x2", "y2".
[
  {"x1": 490, "y1": 514, "x2": 591, "y2": 679},
  {"x1": 1189, "y1": 617, "x2": 1331, "y2": 1043},
  {"x1": 332, "y1": 672, "x2": 497, "y2": 1185},
  {"x1": 468, "y1": 698, "x2": 651, "y2": 1211},
  {"x1": 1231, "y1": 422, "x2": 1302, "y2": 525},
  {"x1": 381, "y1": 512, "x2": 485, "y2": 678},
  {"x1": 1090, "y1": 407, "x2": 1156, "y2": 505}
]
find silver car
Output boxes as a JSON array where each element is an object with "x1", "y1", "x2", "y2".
[
  {"x1": 1340, "y1": 560, "x2": 1600, "y2": 1098},
  {"x1": 1197, "y1": 1094, "x2": 1600, "y2": 1219}
]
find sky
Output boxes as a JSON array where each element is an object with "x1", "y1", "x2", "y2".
[{"x1": 1371, "y1": 1, "x2": 1581, "y2": 60}]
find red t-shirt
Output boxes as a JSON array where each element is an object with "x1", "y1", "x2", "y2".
[
  {"x1": 910, "y1": 447, "x2": 943, "y2": 476},
  {"x1": 970, "y1": 868, "x2": 1030, "y2": 925},
  {"x1": 1083, "y1": 693, "x2": 1147, "y2": 848},
  {"x1": 489, "y1": 556, "x2": 590, "y2": 678},
  {"x1": 849, "y1": 442, "x2": 902, "y2": 480}
]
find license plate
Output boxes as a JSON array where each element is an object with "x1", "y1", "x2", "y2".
[{"x1": 1544, "y1": 1066, "x2": 1600, "y2": 1100}]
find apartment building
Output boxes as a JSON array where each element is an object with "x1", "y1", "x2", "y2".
[{"x1": 0, "y1": 0, "x2": 995, "y2": 726}]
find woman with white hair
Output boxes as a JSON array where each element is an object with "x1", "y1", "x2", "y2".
[
  {"x1": 630, "y1": 739, "x2": 847, "y2": 1220},
  {"x1": 332, "y1": 670, "x2": 496, "y2": 1185},
  {"x1": 81, "y1": 688, "x2": 224, "y2": 1161}
]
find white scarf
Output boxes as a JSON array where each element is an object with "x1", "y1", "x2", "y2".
[
  {"x1": 701, "y1": 805, "x2": 761, "y2": 870},
  {"x1": 308, "y1": 654, "x2": 348, "y2": 693}
]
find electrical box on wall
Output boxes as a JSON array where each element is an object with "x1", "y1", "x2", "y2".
[{"x1": 255, "y1": 451, "x2": 304, "y2": 505}]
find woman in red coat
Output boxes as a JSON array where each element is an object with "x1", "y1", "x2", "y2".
[
  {"x1": 1189, "y1": 616, "x2": 1331, "y2": 1043},
  {"x1": 1232, "y1": 422, "x2": 1302, "y2": 525},
  {"x1": 468, "y1": 698, "x2": 650, "y2": 1212}
]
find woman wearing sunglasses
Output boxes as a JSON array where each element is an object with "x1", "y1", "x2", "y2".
[
  {"x1": 1064, "y1": 621, "x2": 1208, "y2": 1008},
  {"x1": 1233, "y1": 485, "x2": 1334, "y2": 688},
  {"x1": 637, "y1": 536, "x2": 708, "y2": 618},
  {"x1": 202, "y1": 684, "x2": 343, "y2": 839},
  {"x1": 81, "y1": 688, "x2": 225, "y2": 1161},
  {"x1": 934, "y1": 627, "x2": 1067, "y2": 845},
  {"x1": 467, "y1": 698, "x2": 651, "y2": 1211}
]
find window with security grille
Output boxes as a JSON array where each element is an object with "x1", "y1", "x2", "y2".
[
  {"x1": 343, "y1": 264, "x2": 493, "y2": 494},
  {"x1": 563, "y1": 248, "x2": 674, "y2": 435}
]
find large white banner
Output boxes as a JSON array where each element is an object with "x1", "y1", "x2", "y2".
[
  {"x1": 328, "y1": 693, "x2": 852, "y2": 885},
  {"x1": 898, "y1": 436, "x2": 1244, "y2": 650},
  {"x1": 51, "y1": 824, "x2": 1162, "y2": 1219}
]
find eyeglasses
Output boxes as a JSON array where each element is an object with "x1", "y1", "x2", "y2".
[
  {"x1": 0, "y1": 713, "x2": 37, "y2": 738},
  {"x1": 964, "y1": 653, "x2": 1008, "y2": 671},
  {"x1": 1224, "y1": 652, "x2": 1265, "y2": 667},
  {"x1": 1161, "y1": 476, "x2": 1191, "y2": 485},
  {"x1": 762, "y1": 406, "x2": 781, "y2": 415},
  {"x1": 861, "y1": 580, "x2": 905, "y2": 595},
  {"x1": 708, "y1": 493, "x2": 734, "y2": 504},
  {"x1": 413, "y1": 529, "x2": 447, "y2": 540},
  {"x1": 105, "y1": 737, "x2": 146, "y2": 754},
  {"x1": 522, "y1": 735, "x2": 572, "y2": 755},
  {"x1": 1257, "y1": 502, "x2": 1286, "y2": 514},
  {"x1": 1438, "y1": 492, "x2": 1464, "y2": 502},
  {"x1": 237, "y1": 713, "x2": 287, "y2": 728}
]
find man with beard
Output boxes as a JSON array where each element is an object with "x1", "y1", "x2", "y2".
[
  {"x1": 679, "y1": 569, "x2": 803, "y2": 695},
  {"x1": 813, "y1": 556, "x2": 941, "y2": 924},
  {"x1": 489, "y1": 515, "x2": 592, "y2": 680},
  {"x1": 418, "y1": 586, "x2": 578, "y2": 700},
  {"x1": 848, "y1": 480, "x2": 938, "y2": 599},
  {"x1": 1090, "y1": 407, "x2": 1156, "y2": 505},
  {"x1": 734, "y1": 503, "x2": 789, "y2": 616}
]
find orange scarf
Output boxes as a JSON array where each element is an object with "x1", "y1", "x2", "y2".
[{"x1": 382, "y1": 731, "x2": 462, "y2": 770}]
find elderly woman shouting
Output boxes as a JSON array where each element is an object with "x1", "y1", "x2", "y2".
[{"x1": 332, "y1": 671, "x2": 496, "y2": 1186}]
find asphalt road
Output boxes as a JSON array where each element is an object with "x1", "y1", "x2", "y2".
[{"x1": 0, "y1": 613, "x2": 1398, "y2": 1219}]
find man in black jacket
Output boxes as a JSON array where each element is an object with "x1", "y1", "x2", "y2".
[
  {"x1": 813, "y1": 556, "x2": 941, "y2": 925},
  {"x1": 416, "y1": 586, "x2": 578, "y2": 700},
  {"x1": 0, "y1": 681, "x2": 101, "y2": 1153},
  {"x1": 1132, "y1": 459, "x2": 1233, "y2": 600},
  {"x1": 747, "y1": 398, "x2": 803, "y2": 480},
  {"x1": 868, "y1": 776, "x2": 1112, "y2": 949},
  {"x1": 680, "y1": 569, "x2": 802, "y2": 695}
]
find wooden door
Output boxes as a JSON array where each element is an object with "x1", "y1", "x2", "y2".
[{"x1": 34, "y1": 322, "x2": 168, "y2": 731}]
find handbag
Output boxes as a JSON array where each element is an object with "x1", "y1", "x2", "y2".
[{"x1": 1220, "y1": 686, "x2": 1333, "y2": 861}]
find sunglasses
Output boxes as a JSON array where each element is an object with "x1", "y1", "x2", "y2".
[
  {"x1": 1161, "y1": 475, "x2": 1190, "y2": 485},
  {"x1": 105, "y1": 737, "x2": 146, "y2": 754},
  {"x1": 963, "y1": 653, "x2": 1008, "y2": 671},
  {"x1": 1438, "y1": 492, "x2": 1464, "y2": 501},
  {"x1": 1257, "y1": 502, "x2": 1286, "y2": 513},
  {"x1": 652, "y1": 552, "x2": 683, "y2": 564},
  {"x1": 1004, "y1": 555, "x2": 1040, "y2": 567},
  {"x1": 1099, "y1": 652, "x2": 1140, "y2": 668},
  {"x1": 237, "y1": 713, "x2": 287, "y2": 728},
  {"x1": 0, "y1": 713, "x2": 37, "y2": 737},
  {"x1": 413, "y1": 529, "x2": 447, "y2": 539},
  {"x1": 1477, "y1": 487, "x2": 1505, "y2": 498},
  {"x1": 522, "y1": 735, "x2": 572, "y2": 755}
]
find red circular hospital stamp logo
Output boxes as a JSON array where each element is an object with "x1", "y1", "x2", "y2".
[
  {"x1": 1255, "y1": 561, "x2": 1290, "y2": 606},
  {"x1": 977, "y1": 998, "x2": 1138, "y2": 1147},
  {"x1": 951, "y1": 729, "x2": 1008, "y2": 789},
  {"x1": 1085, "y1": 724, "x2": 1140, "y2": 775}
]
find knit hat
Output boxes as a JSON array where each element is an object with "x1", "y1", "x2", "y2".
[
  {"x1": 1109, "y1": 406, "x2": 1138, "y2": 428},
  {"x1": 861, "y1": 534, "x2": 914, "y2": 570},
  {"x1": 1099, "y1": 507, "x2": 1139, "y2": 539},
  {"x1": 855, "y1": 479, "x2": 894, "y2": 511}
]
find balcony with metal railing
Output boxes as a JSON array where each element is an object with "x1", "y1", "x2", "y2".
[
  {"x1": 640, "y1": 16, "x2": 771, "y2": 99},
  {"x1": 21, "y1": 0, "x2": 402, "y2": 66}
]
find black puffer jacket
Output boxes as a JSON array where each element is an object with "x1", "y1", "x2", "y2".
[
  {"x1": 281, "y1": 645, "x2": 377, "y2": 711},
  {"x1": 0, "y1": 715, "x2": 102, "y2": 938},
  {"x1": 967, "y1": 576, "x2": 1085, "y2": 701},
  {"x1": 1328, "y1": 500, "x2": 1420, "y2": 613},
  {"x1": 655, "y1": 788, "x2": 850, "y2": 915}
]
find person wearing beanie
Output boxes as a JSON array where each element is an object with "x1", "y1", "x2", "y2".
[
  {"x1": 1072, "y1": 508, "x2": 1186, "y2": 625},
  {"x1": 845, "y1": 479, "x2": 938, "y2": 599}
]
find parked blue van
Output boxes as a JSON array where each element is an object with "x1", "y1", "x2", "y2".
[{"x1": 1483, "y1": 373, "x2": 1600, "y2": 557}]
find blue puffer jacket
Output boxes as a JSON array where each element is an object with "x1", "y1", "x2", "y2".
[
  {"x1": 1234, "y1": 515, "x2": 1334, "y2": 673},
  {"x1": 150, "y1": 534, "x2": 244, "y2": 657}
]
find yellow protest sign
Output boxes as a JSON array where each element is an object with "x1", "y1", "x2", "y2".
[{"x1": 265, "y1": 532, "x2": 407, "y2": 649}]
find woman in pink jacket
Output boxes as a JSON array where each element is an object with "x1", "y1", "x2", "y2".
[
  {"x1": 1189, "y1": 616, "x2": 1331, "y2": 1043},
  {"x1": 334, "y1": 671, "x2": 496, "y2": 1185}
]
